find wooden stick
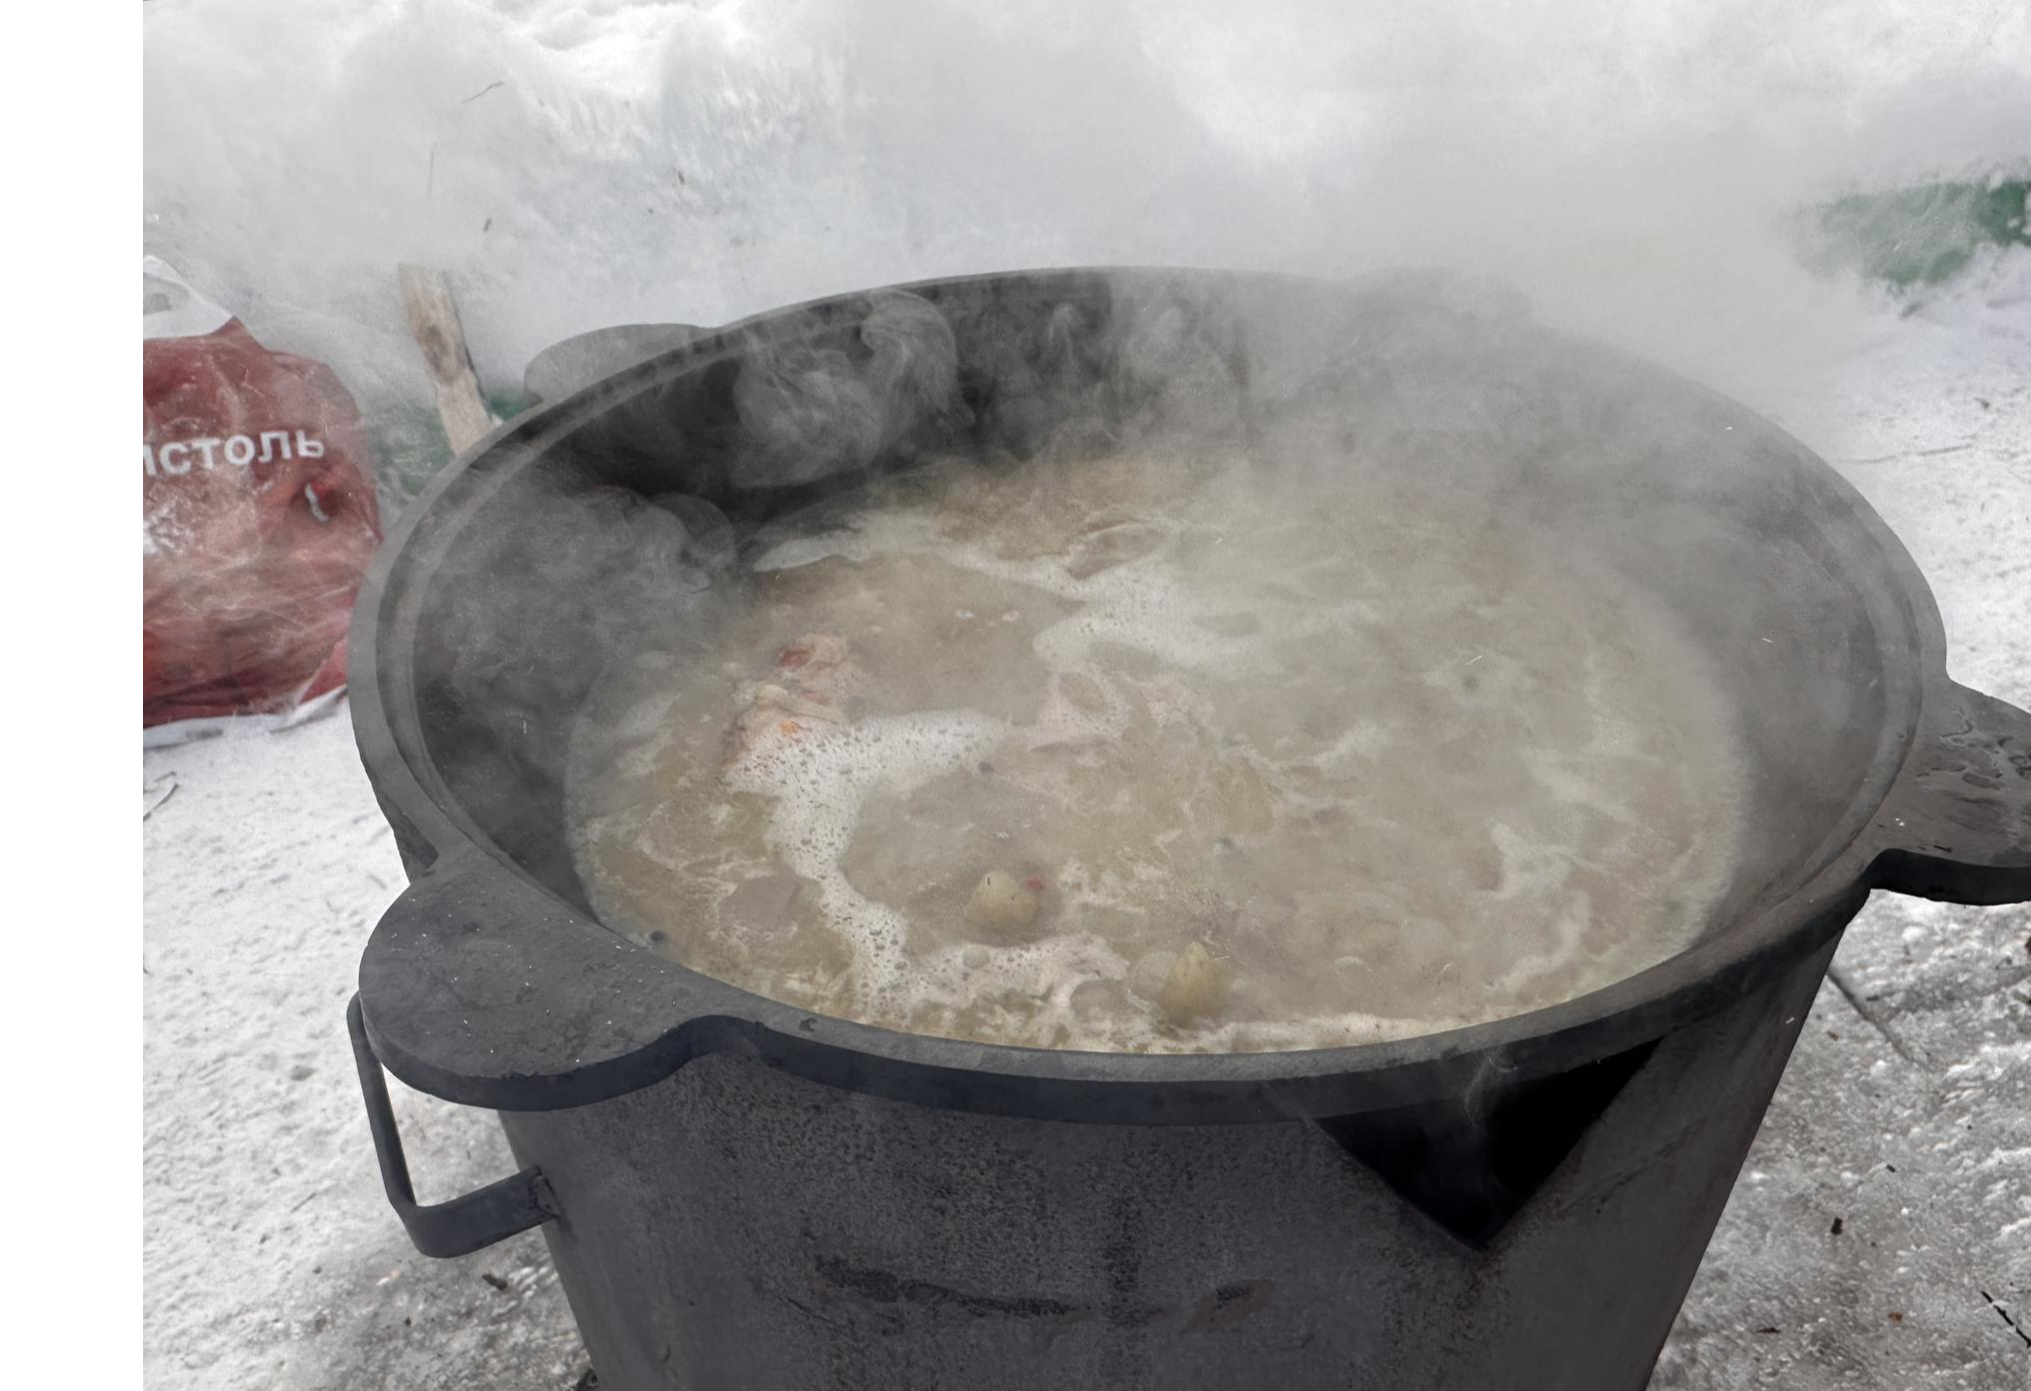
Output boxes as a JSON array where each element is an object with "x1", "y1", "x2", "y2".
[{"x1": 397, "y1": 265, "x2": 496, "y2": 454}]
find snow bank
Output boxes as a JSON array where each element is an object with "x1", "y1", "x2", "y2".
[{"x1": 144, "y1": 0, "x2": 2031, "y2": 403}]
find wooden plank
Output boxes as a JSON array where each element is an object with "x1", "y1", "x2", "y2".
[{"x1": 397, "y1": 264, "x2": 496, "y2": 455}]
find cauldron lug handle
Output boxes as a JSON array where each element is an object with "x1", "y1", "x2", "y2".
[
  {"x1": 347, "y1": 994, "x2": 560, "y2": 1259},
  {"x1": 1867, "y1": 681, "x2": 2031, "y2": 906},
  {"x1": 523, "y1": 322, "x2": 710, "y2": 406}
]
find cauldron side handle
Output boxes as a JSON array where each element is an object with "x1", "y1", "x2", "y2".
[
  {"x1": 1867, "y1": 681, "x2": 2031, "y2": 906},
  {"x1": 347, "y1": 994, "x2": 561, "y2": 1258},
  {"x1": 522, "y1": 322, "x2": 708, "y2": 406},
  {"x1": 349, "y1": 844, "x2": 759, "y2": 1260}
]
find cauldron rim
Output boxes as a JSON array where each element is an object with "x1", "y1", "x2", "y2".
[{"x1": 349, "y1": 264, "x2": 2027, "y2": 1124}]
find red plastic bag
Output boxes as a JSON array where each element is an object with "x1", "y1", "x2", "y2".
[{"x1": 143, "y1": 257, "x2": 383, "y2": 740}]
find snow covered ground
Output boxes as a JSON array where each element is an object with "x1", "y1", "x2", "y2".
[{"x1": 142, "y1": 265, "x2": 2030, "y2": 1388}]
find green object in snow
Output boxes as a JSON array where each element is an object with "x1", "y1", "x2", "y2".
[
  {"x1": 1803, "y1": 179, "x2": 2031, "y2": 290},
  {"x1": 364, "y1": 389, "x2": 534, "y2": 510}
]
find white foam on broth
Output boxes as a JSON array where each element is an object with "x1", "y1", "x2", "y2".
[{"x1": 564, "y1": 448, "x2": 1751, "y2": 1053}]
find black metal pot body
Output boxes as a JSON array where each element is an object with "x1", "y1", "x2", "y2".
[{"x1": 346, "y1": 268, "x2": 2030, "y2": 1390}]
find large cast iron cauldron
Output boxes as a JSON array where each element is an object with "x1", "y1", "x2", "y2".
[{"x1": 347, "y1": 268, "x2": 2030, "y2": 1390}]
